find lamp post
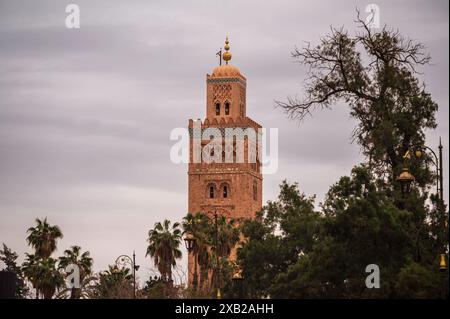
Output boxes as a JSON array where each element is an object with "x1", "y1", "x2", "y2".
[
  {"x1": 396, "y1": 165, "x2": 415, "y2": 197},
  {"x1": 413, "y1": 141, "x2": 443, "y2": 202},
  {"x1": 184, "y1": 208, "x2": 229, "y2": 299},
  {"x1": 396, "y1": 139, "x2": 448, "y2": 279},
  {"x1": 440, "y1": 254, "x2": 447, "y2": 272},
  {"x1": 232, "y1": 266, "x2": 244, "y2": 299},
  {"x1": 183, "y1": 231, "x2": 198, "y2": 290},
  {"x1": 207, "y1": 208, "x2": 229, "y2": 299},
  {"x1": 396, "y1": 140, "x2": 445, "y2": 198},
  {"x1": 213, "y1": 210, "x2": 222, "y2": 299},
  {"x1": 115, "y1": 252, "x2": 140, "y2": 299}
]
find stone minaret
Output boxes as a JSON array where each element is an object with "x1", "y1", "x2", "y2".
[{"x1": 187, "y1": 37, "x2": 263, "y2": 288}]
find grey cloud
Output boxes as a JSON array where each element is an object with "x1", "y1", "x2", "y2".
[{"x1": 0, "y1": 0, "x2": 448, "y2": 282}]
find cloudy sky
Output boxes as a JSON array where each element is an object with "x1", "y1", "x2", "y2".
[{"x1": 0, "y1": 0, "x2": 448, "y2": 284}]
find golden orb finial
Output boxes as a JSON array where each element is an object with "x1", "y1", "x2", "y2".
[{"x1": 222, "y1": 36, "x2": 232, "y2": 64}]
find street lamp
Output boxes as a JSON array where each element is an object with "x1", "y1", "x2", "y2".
[
  {"x1": 439, "y1": 253, "x2": 448, "y2": 298},
  {"x1": 232, "y1": 268, "x2": 243, "y2": 281},
  {"x1": 184, "y1": 231, "x2": 196, "y2": 252},
  {"x1": 111, "y1": 265, "x2": 121, "y2": 280},
  {"x1": 397, "y1": 139, "x2": 448, "y2": 279},
  {"x1": 396, "y1": 166, "x2": 415, "y2": 197},
  {"x1": 412, "y1": 141, "x2": 444, "y2": 202},
  {"x1": 213, "y1": 210, "x2": 222, "y2": 299},
  {"x1": 396, "y1": 139, "x2": 446, "y2": 198},
  {"x1": 185, "y1": 208, "x2": 230, "y2": 298},
  {"x1": 184, "y1": 231, "x2": 198, "y2": 289},
  {"x1": 115, "y1": 251, "x2": 140, "y2": 299},
  {"x1": 440, "y1": 254, "x2": 447, "y2": 272}
]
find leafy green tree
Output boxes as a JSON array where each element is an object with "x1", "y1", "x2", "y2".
[
  {"x1": 143, "y1": 275, "x2": 165, "y2": 298},
  {"x1": 142, "y1": 275, "x2": 184, "y2": 298},
  {"x1": 237, "y1": 181, "x2": 320, "y2": 298},
  {"x1": 276, "y1": 13, "x2": 437, "y2": 190},
  {"x1": 395, "y1": 262, "x2": 447, "y2": 298},
  {"x1": 92, "y1": 265, "x2": 134, "y2": 299},
  {"x1": 58, "y1": 245, "x2": 93, "y2": 299},
  {"x1": 258, "y1": 12, "x2": 447, "y2": 299},
  {"x1": 0, "y1": 244, "x2": 21, "y2": 274},
  {"x1": 146, "y1": 220, "x2": 182, "y2": 284},
  {"x1": 0, "y1": 244, "x2": 28, "y2": 298},
  {"x1": 239, "y1": 168, "x2": 447, "y2": 298},
  {"x1": 270, "y1": 167, "x2": 416, "y2": 298}
]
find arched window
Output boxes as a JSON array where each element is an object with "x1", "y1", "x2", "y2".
[
  {"x1": 209, "y1": 185, "x2": 215, "y2": 198},
  {"x1": 253, "y1": 181, "x2": 257, "y2": 201},
  {"x1": 225, "y1": 102, "x2": 230, "y2": 115},
  {"x1": 223, "y1": 185, "x2": 228, "y2": 198},
  {"x1": 215, "y1": 103, "x2": 220, "y2": 116}
]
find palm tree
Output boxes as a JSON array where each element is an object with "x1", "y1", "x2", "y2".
[
  {"x1": 146, "y1": 220, "x2": 182, "y2": 284},
  {"x1": 209, "y1": 216, "x2": 240, "y2": 293},
  {"x1": 22, "y1": 253, "x2": 40, "y2": 298},
  {"x1": 183, "y1": 212, "x2": 241, "y2": 293},
  {"x1": 22, "y1": 254, "x2": 63, "y2": 299},
  {"x1": 182, "y1": 212, "x2": 212, "y2": 290},
  {"x1": 26, "y1": 218, "x2": 63, "y2": 259},
  {"x1": 58, "y1": 245, "x2": 93, "y2": 299},
  {"x1": 214, "y1": 216, "x2": 240, "y2": 257},
  {"x1": 24, "y1": 218, "x2": 64, "y2": 299},
  {"x1": 34, "y1": 257, "x2": 64, "y2": 299},
  {"x1": 56, "y1": 275, "x2": 98, "y2": 299}
]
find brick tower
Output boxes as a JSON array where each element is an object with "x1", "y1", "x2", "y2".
[{"x1": 187, "y1": 38, "x2": 262, "y2": 287}]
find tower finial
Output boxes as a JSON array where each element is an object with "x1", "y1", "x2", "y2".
[{"x1": 222, "y1": 36, "x2": 232, "y2": 64}]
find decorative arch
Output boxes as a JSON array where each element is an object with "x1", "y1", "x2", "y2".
[
  {"x1": 224, "y1": 100, "x2": 231, "y2": 115},
  {"x1": 215, "y1": 102, "x2": 221, "y2": 116},
  {"x1": 206, "y1": 183, "x2": 217, "y2": 199},
  {"x1": 220, "y1": 182, "x2": 231, "y2": 199}
]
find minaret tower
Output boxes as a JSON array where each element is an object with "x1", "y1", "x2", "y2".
[{"x1": 187, "y1": 37, "x2": 263, "y2": 286}]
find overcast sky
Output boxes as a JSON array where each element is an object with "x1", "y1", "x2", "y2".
[{"x1": 0, "y1": 0, "x2": 448, "y2": 285}]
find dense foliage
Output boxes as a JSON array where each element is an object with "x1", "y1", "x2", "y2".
[{"x1": 239, "y1": 15, "x2": 448, "y2": 298}]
